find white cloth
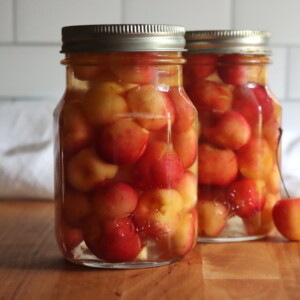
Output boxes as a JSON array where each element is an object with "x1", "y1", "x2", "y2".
[{"x1": 0, "y1": 99, "x2": 57, "y2": 199}]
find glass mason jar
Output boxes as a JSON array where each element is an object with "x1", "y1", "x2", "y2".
[
  {"x1": 183, "y1": 30, "x2": 281, "y2": 242},
  {"x1": 54, "y1": 24, "x2": 198, "y2": 268}
]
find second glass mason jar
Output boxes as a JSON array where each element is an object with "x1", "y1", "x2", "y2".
[
  {"x1": 54, "y1": 24, "x2": 198, "y2": 268},
  {"x1": 184, "y1": 30, "x2": 281, "y2": 242}
]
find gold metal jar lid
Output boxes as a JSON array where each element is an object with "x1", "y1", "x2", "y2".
[
  {"x1": 61, "y1": 24, "x2": 186, "y2": 53},
  {"x1": 185, "y1": 30, "x2": 271, "y2": 55}
]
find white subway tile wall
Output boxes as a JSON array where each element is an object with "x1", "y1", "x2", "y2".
[
  {"x1": 282, "y1": 102, "x2": 300, "y2": 132},
  {"x1": 268, "y1": 47, "x2": 287, "y2": 100},
  {"x1": 123, "y1": 0, "x2": 232, "y2": 30},
  {"x1": 288, "y1": 47, "x2": 300, "y2": 100},
  {"x1": 0, "y1": 0, "x2": 299, "y2": 130},
  {"x1": 0, "y1": 46, "x2": 64, "y2": 98},
  {"x1": 234, "y1": 0, "x2": 300, "y2": 44},
  {"x1": 0, "y1": 0, "x2": 13, "y2": 42},
  {"x1": 16, "y1": 0, "x2": 122, "y2": 43}
]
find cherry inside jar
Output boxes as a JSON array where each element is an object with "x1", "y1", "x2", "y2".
[
  {"x1": 184, "y1": 30, "x2": 281, "y2": 242},
  {"x1": 54, "y1": 25, "x2": 198, "y2": 268}
]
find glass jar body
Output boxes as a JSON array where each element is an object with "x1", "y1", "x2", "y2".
[
  {"x1": 54, "y1": 51, "x2": 198, "y2": 268},
  {"x1": 184, "y1": 53, "x2": 281, "y2": 242}
]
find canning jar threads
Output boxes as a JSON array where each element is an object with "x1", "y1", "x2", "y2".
[
  {"x1": 54, "y1": 24, "x2": 198, "y2": 268},
  {"x1": 184, "y1": 30, "x2": 282, "y2": 242}
]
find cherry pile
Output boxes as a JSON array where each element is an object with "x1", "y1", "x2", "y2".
[
  {"x1": 55, "y1": 52, "x2": 198, "y2": 263},
  {"x1": 184, "y1": 53, "x2": 281, "y2": 238}
]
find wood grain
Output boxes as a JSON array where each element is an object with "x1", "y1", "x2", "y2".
[{"x1": 0, "y1": 200, "x2": 300, "y2": 300}]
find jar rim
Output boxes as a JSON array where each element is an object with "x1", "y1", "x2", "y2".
[
  {"x1": 61, "y1": 24, "x2": 186, "y2": 53},
  {"x1": 185, "y1": 30, "x2": 271, "y2": 55}
]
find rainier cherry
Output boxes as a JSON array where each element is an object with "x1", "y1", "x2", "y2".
[{"x1": 272, "y1": 198, "x2": 300, "y2": 241}]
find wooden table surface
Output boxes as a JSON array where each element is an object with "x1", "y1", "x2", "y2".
[{"x1": 0, "y1": 200, "x2": 299, "y2": 300}]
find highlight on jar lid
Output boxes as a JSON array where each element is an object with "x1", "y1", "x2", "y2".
[
  {"x1": 61, "y1": 24, "x2": 186, "y2": 53},
  {"x1": 185, "y1": 30, "x2": 271, "y2": 55}
]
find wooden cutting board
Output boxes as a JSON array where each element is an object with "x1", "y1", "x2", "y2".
[{"x1": 0, "y1": 200, "x2": 299, "y2": 300}]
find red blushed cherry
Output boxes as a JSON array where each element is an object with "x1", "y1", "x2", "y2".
[
  {"x1": 263, "y1": 118, "x2": 281, "y2": 151},
  {"x1": 218, "y1": 65, "x2": 248, "y2": 86},
  {"x1": 152, "y1": 151, "x2": 184, "y2": 186},
  {"x1": 203, "y1": 110, "x2": 251, "y2": 150},
  {"x1": 99, "y1": 218, "x2": 142, "y2": 262},
  {"x1": 272, "y1": 198, "x2": 300, "y2": 241},
  {"x1": 61, "y1": 222, "x2": 83, "y2": 251},
  {"x1": 62, "y1": 188, "x2": 92, "y2": 228},
  {"x1": 197, "y1": 186, "x2": 230, "y2": 237},
  {"x1": 109, "y1": 52, "x2": 156, "y2": 84},
  {"x1": 197, "y1": 199, "x2": 229, "y2": 237},
  {"x1": 187, "y1": 80, "x2": 233, "y2": 113},
  {"x1": 170, "y1": 208, "x2": 198, "y2": 257},
  {"x1": 252, "y1": 84, "x2": 274, "y2": 123},
  {"x1": 83, "y1": 216, "x2": 142, "y2": 262},
  {"x1": 133, "y1": 188, "x2": 183, "y2": 240},
  {"x1": 236, "y1": 137, "x2": 273, "y2": 180},
  {"x1": 127, "y1": 85, "x2": 175, "y2": 131},
  {"x1": 168, "y1": 87, "x2": 197, "y2": 133},
  {"x1": 233, "y1": 83, "x2": 274, "y2": 125},
  {"x1": 133, "y1": 141, "x2": 184, "y2": 190},
  {"x1": 217, "y1": 54, "x2": 261, "y2": 86},
  {"x1": 225, "y1": 179, "x2": 266, "y2": 218},
  {"x1": 61, "y1": 101, "x2": 92, "y2": 153},
  {"x1": 91, "y1": 181, "x2": 138, "y2": 220},
  {"x1": 173, "y1": 127, "x2": 198, "y2": 168},
  {"x1": 82, "y1": 215, "x2": 103, "y2": 253},
  {"x1": 95, "y1": 118, "x2": 149, "y2": 165},
  {"x1": 233, "y1": 84, "x2": 260, "y2": 125},
  {"x1": 198, "y1": 143, "x2": 238, "y2": 186},
  {"x1": 184, "y1": 54, "x2": 217, "y2": 81}
]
